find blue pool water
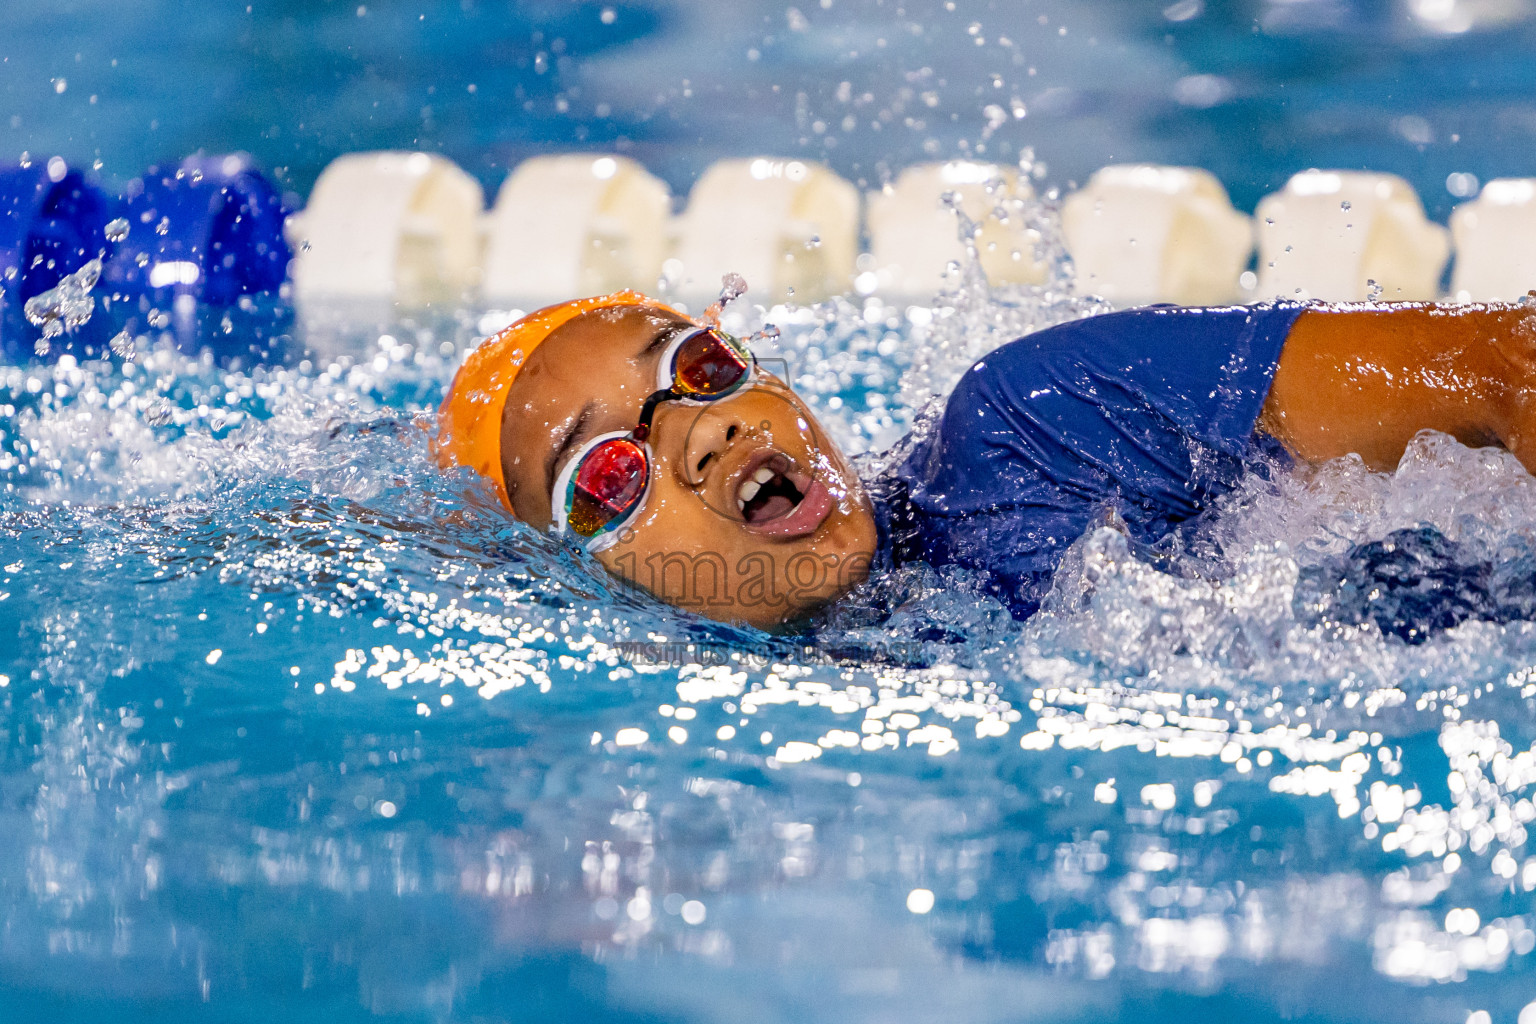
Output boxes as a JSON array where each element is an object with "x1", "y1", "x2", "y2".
[
  {"x1": 8, "y1": 1, "x2": 1536, "y2": 1021},
  {"x1": 8, "y1": 263, "x2": 1536, "y2": 1021}
]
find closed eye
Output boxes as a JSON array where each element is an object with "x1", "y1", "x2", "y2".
[
  {"x1": 642, "y1": 326, "x2": 676, "y2": 358},
  {"x1": 642, "y1": 322, "x2": 690, "y2": 365},
  {"x1": 545, "y1": 402, "x2": 595, "y2": 501},
  {"x1": 643, "y1": 322, "x2": 699, "y2": 385}
]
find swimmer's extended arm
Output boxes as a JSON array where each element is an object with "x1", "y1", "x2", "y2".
[{"x1": 1259, "y1": 303, "x2": 1536, "y2": 472}]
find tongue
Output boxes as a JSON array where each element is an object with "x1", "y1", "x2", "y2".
[{"x1": 748, "y1": 494, "x2": 797, "y2": 523}]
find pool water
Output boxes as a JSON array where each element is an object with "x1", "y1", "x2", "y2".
[
  {"x1": 10, "y1": 0, "x2": 1536, "y2": 1020},
  {"x1": 13, "y1": 0, "x2": 1536, "y2": 217},
  {"x1": 6, "y1": 228, "x2": 1536, "y2": 1021}
]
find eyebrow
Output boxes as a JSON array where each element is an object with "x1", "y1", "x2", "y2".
[{"x1": 545, "y1": 400, "x2": 595, "y2": 500}]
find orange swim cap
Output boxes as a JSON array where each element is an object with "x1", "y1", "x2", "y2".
[{"x1": 435, "y1": 290, "x2": 681, "y2": 510}]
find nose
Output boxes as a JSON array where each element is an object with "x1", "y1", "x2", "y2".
[{"x1": 653, "y1": 399, "x2": 744, "y2": 487}]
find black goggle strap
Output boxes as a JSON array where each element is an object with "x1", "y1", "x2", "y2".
[{"x1": 629, "y1": 387, "x2": 679, "y2": 444}]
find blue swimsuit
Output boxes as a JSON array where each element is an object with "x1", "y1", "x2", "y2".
[{"x1": 868, "y1": 303, "x2": 1309, "y2": 618}]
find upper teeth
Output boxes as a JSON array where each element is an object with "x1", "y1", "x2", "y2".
[{"x1": 737, "y1": 467, "x2": 776, "y2": 508}]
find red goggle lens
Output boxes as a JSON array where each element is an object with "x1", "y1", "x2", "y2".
[
  {"x1": 673, "y1": 329, "x2": 752, "y2": 396},
  {"x1": 567, "y1": 438, "x2": 648, "y2": 538}
]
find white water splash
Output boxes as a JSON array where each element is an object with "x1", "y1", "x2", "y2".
[
  {"x1": 23, "y1": 257, "x2": 103, "y2": 355},
  {"x1": 895, "y1": 151, "x2": 1111, "y2": 411}
]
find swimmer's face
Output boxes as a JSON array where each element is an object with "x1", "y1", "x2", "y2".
[{"x1": 499, "y1": 304, "x2": 879, "y2": 630}]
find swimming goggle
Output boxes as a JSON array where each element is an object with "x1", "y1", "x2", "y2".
[{"x1": 550, "y1": 325, "x2": 756, "y2": 551}]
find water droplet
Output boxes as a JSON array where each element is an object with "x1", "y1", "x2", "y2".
[
  {"x1": 1340, "y1": 200, "x2": 1352, "y2": 211},
  {"x1": 144, "y1": 397, "x2": 173, "y2": 426},
  {"x1": 23, "y1": 257, "x2": 101, "y2": 339},
  {"x1": 108, "y1": 329, "x2": 135, "y2": 359},
  {"x1": 701, "y1": 273, "x2": 748, "y2": 325},
  {"x1": 103, "y1": 217, "x2": 129, "y2": 243},
  {"x1": 719, "y1": 273, "x2": 747, "y2": 303}
]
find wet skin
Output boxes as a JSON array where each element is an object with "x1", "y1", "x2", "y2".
[
  {"x1": 499, "y1": 304, "x2": 879, "y2": 630},
  {"x1": 1262, "y1": 303, "x2": 1536, "y2": 473}
]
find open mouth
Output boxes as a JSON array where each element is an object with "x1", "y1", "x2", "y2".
[
  {"x1": 737, "y1": 457, "x2": 805, "y2": 524},
  {"x1": 730, "y1": 451, "x2": 835, "y2": 539}
]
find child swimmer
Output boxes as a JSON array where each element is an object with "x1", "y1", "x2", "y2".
[{"x1": 436, "y1": 291, "x2": 1536, "y2": 630}]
